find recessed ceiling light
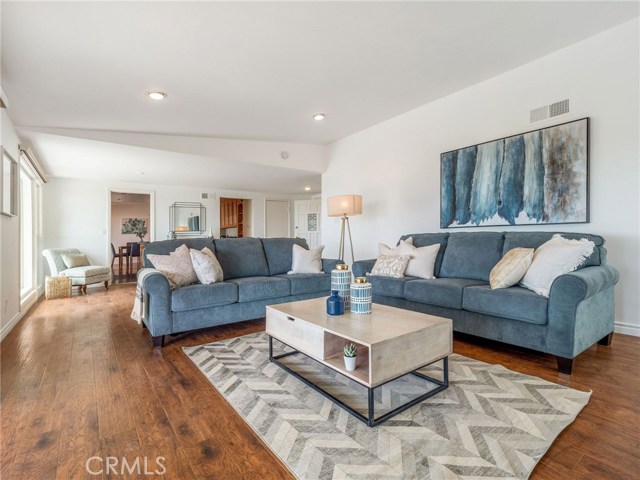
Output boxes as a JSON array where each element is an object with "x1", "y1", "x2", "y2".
[
  {"x1": 146, "y1": 91, "x2": 167, "y2": 100},
  {"x1": 312, "y1": 113, "x2": 325, "y2": 121},
  {"x1": 304, "y1": 186, "x2": 311, "y2": 191}
]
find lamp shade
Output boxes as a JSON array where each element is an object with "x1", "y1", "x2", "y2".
[{"x1": 327, "y1": 195, "x2": 363, "y2": 217}]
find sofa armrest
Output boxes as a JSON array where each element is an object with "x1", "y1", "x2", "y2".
[
  {"x1": 322, "y1": 258, "x2": 342, "y2": 274},
  {"x1": 353, "y1": 259, "x2": 376, "y2": 278},
  {"x1": 139, "y1": 268, "x2": 173, "y2": 336},
  {"x1": 550, "y1": 265, "x2": 620, "y2": 304},
  {"x1": 546, "y1": 265, "x2": 619, "y2": 359}
]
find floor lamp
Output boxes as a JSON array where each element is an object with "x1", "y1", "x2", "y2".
[{"x1": 327, "y1": 195, "x2": 363, "y2": 263}]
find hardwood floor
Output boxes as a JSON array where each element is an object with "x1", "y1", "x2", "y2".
[{"x1": 1, "y1": 284, "x2": 639, "y2": 479}]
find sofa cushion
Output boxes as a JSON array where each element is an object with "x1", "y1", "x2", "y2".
[
  {"x1": 261, "y1": 238, "x2": 309, "y2": 275},
  {"x1": 366, "y1": 275, "x2": 419, "y2": 298},
  {"x1": 227, "y1": 276, "x2": 290, "y2": 302},
  {"x1": 503, "y1": 232, "x2": 605, "y2": 267},
  {"x1": 171, "y1": 282, "x2": 238, "y2": 312},
  {"x1": 462, "y1": 285, "x2": 548, "y2": 325},
  {"x1": 213, "y1": 238, "x2": 269, "y2": 279},
  {"x1": 399, "y1": 233, "x2": 449, "y2": 276},
  {"x1": 440, "y1": 232, "x2": 504, "y2": 281},
  {"x1": 404, "y1": 278, "x2": 487, "y2": 309},
  {"x1": 276, "y1": 273, "x2": 330, "y2": 295}
]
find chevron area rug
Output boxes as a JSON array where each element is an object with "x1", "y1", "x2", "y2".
[{"x1": 184, "y1": 332, "x2": 590, "y2": 480}]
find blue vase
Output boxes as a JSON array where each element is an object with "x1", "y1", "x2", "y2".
[{"x1": 326, "y1": 290, "x2": 345, "y2": 316}]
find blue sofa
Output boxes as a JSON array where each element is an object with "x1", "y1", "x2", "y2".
[
  {"x1": 353, "y1": 231, "x2": 619, "y2": 374},
  {"x1": 139, "y1": 237, "x2": 339, "y2": 347}
]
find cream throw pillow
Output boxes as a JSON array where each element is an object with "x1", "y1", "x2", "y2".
[
  {"x1": 378, "y1": 237, "x2": 438, "y2": 279},
  {"x1": 62, "y1": 253, "x2": 90, "y2": 268},
  {"x1": 147, "y1": 244, "x2": 198, "y2": 288},
  {"x1": 520, "y1": 235, "x2": 595, "y2": 297},
  {"x1": 490, "y1": 248, "x2": 534, "y2": 289},
  {"x1": 369, "y1": 255, "x2": 411, "y2": 278},
  {"x1": 190, "y1": 247, "x2": 224, "y2": 284},
  {"x1": 288, "y1": 244, "x2": 324, "y2": 274}
]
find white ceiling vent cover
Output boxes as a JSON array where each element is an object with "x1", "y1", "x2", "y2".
[{"x1": 530, "y1": 99, "x2": 570, "y2": 123}]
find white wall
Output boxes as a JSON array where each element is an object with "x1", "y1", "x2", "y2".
[
  {"x1": 43, "y1": 178, "x2": 312, "y2": 272},
  {"x1": 322, "y1": 19, "x2": 640, "y2": 336},
  {"x1": 0, "y1": 109, "x2": 21, "y2": 335}
]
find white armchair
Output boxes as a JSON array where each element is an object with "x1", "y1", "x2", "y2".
[{"x1": 43, "y1": 248, "x2": 111, "y2": 294}]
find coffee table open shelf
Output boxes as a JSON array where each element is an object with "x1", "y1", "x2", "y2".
[{"x1": 266, "y1": 298, "x2": 452, "y2": 427}]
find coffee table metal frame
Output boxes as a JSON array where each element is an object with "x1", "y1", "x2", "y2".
[{"x1": 268, "y1": 335, "x2": 449, "y2": 427}]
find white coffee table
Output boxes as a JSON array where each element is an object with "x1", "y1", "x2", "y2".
[{"x1": 266, "y1": 297, "x2": 452, "y2": 427}]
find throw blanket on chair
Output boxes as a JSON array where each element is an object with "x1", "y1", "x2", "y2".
[{"x1": 130, "y1": 269, "x2": 157, "y2": 325}]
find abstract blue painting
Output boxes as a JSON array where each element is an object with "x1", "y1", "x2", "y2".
[{"x1": 441, "y1": 118, "x2": 588, "y2": 228}]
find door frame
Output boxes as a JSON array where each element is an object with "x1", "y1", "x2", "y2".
[{"x1": 106, "y1": 187, "x2": 155, "y2": 269}]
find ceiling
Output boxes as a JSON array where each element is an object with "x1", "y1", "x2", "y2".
[{"x1": 2, "y1": 1, "x2": 638, "y2": 191}]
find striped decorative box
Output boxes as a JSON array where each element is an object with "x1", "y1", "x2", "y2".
[
  {"x1": 331, "y1": 264, "x2": 351, "y2": 310},
  {"x1": 350, "y1": 277, "x2": 372, "y2": 314}
]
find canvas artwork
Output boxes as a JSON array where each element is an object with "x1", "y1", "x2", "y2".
[
  {"x1": 440, "y1": 118, "x2": 588, "y2": 228},
  {"x1": 121, "y1": 217, "x2": 149, "y2": 235}
]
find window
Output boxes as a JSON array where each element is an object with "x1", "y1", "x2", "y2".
[{"x1": 19, "y1": 152, "x2": 43, "y2": 303}]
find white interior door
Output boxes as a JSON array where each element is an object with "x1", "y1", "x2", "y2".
[
  {"x1": 294, "y1": 199, "x2": 321, "y2": 248},
  {"x1": 265, "y1": 200, "x2": 290, "y2": 237}
]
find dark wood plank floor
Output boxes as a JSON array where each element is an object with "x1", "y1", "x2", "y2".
[{"x1": 1, "y1": 284, "x2": 639, "y2": 479}]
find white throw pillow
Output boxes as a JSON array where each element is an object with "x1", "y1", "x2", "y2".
[
  {"x1": 62, "y1": 253, "x2": 90, "y2": 268},
  {"x1": 368, "y1": 254, "x2": 411, "y2": 278},
  {"x1": 490, "y1": 248, "x2": 534, "y2": 289},
  {"x1": 378, "y1": 236, "x2": 413, "y2": 256},
  {"x1": 147, "y1": 244, "x2": 198, "y2": 288},
  {"x1": 190, "y1": 247, "x2": 224, "y2": 284},
  {"x1": 378, "y1": 237, "x2": 438, "y2": 279},
  {"x1": 520, "y1": 235, "x2": 595, "y2": 297},
  {"x1": 288, "y1": 244, "x2": 324, "y2": 274}
]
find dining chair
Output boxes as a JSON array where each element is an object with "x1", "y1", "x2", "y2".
[
  {"x1": 128, "y1": 242, "x2": 141, "y2": 275},
  {"x1": 111, "y1": 243, "x2": 127, "y2": 275}
]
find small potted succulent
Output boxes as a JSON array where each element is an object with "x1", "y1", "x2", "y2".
[{"x1": 343, "y1": 343, "x2": 358, "y2": 371}]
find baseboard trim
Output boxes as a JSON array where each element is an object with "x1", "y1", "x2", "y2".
[
  {"x1": 0, "y1": 291, "x2": 41, "y2": 342},
  {"x1": 614, "y1": 321, "x2": 640, "y2": 337}
]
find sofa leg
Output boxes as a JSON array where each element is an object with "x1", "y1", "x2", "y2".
[
  {"x1": 104, "y1": 280, "x2": 109, "y2": 290},
  {"x1": 598, "y1": 332, "x2": 613, "y2": 346},
  {"x1": 152, "y1": 335, "x2": 165, "y2": 348},
  {"x1": 556, "y1": 356, "x2": 574, "y2": 375}
]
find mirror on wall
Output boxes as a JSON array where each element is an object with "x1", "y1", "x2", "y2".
[{"x1": 169, "y1": 202, "x2": 206, "y2": 238}]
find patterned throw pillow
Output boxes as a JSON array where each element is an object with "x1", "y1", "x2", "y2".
[
  {"x1": 368, "y1": 255, "x2": 411, "y2": 278},
  {"x1": 490, "y1": 248, "x2": 534, "y2": 289},
  {"x1": 190, "y1": 247, "x2": 224, "y2": 284},
  {"x1": 520, "y1": 235, "x2": 595, "y2": 297},
  {"x1": 288, "y1": 244, "x2": 324, "y2": 274},
  {"x1": 147, "y1": 244, "x2": 198, "y2": 288}
]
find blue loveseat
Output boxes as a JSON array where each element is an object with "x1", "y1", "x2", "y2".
[
  {"x1": 139, "y1": 237, "x2": 339, "y2": 347},
  {"x1": 353, "y1": 231, "x2": 619, "y2": 374}
]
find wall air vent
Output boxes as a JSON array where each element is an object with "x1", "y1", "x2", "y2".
[
  {"x1": 530, "y1": 98, "x2": 570, "y2": 123},
  {"x1": 549, "y1": 99, "x2": 570, "y2": 118},
  {"x1": 201, "y1": 193, "x2": 209, "y2": 199}
]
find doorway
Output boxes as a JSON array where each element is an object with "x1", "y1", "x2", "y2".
[
  {"x1": 265, "y1": 200, "x2": 290, "y2": 238},
  {"x1": 294, "y1": 199, "x2": 321, "y2": 248},
  {"x1": 109, "y1": 191, "x2": 152, "y2": 283},
  {"x1": 220, "y1": 197, "x2": 251, "y2": 238}
]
